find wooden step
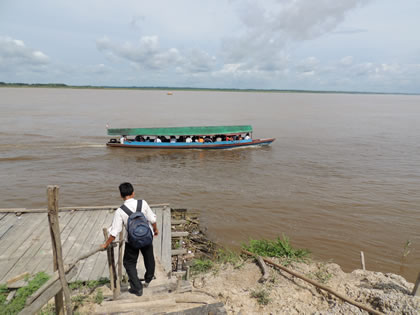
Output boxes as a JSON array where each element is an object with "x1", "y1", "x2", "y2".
[
  {"x1": 95, "y1": 295, "x2": 177, "y2": 314},
  {"x1": 96, "y1": 291, "x2": 225, "y2": 314},
  {"x1": 171, "y1": 231, "x2": 189, "y2": 237}
]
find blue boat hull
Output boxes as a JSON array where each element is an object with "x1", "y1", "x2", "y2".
[{"x1": 106, "y1": 138, "x2": 275, "y2": 149}]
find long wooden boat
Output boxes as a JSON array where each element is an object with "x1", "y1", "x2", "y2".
[{"x1": 106, "y1": 125, "x2": 275, "y2": 149}]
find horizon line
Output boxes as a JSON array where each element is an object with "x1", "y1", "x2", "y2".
[{"x1": 0, "y1": 82, "x2": 418, "y2": 96}]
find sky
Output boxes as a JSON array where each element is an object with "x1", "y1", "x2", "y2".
[{"x1": 1, "y1": 0, "x2": 419, "y2": 93}]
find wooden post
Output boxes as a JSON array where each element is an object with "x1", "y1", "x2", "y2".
[
  {"x1": 47, "y1": 186, "x2": 73, "y2": 315},
  {"x1": 103, "y1": 228, "x2": 117, "y2": 299},
  {"x1": 360, "y1": 251, "x2": 366, "y2": 271},
  {"x1": 412, "y1": 272, "x2": 420, "y2": 296},
  {"x1": 117, "y1": 230, "x2": 124, "y2": 293}
]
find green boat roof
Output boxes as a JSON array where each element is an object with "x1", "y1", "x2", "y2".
[{"x1": 107, "y1": 125, "x2": 253, "y2": 136}]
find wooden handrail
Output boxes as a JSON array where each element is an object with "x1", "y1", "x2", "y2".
[{"x1": 0, "y1": 203, "x2": 170, "y2": 213}]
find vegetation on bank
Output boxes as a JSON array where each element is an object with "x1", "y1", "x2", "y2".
[
  {"x1": 39, "y1": 278, "x2": 108, "y2": 314},
  {"x1": 190, "y1": 236, "x2": 311, "y2": 306},
  {"x1": 190, "y1": 235, "x2": 310, "y2": 276},
  {"x1": 242, "y1": 235, "x2": 310, "y2": 264},
  {"x1": 0, "y1": 81, "x2": 412, "y2": 95},
  {"x1": 0, "y1": 275, "x2": 108, "y2": 315},
  {"x1": 0, "y1": 272, "x2": 50, "y2": 315}
]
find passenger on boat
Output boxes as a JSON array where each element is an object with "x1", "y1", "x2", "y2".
[
  {"x1": 120, "y1": 135, "x2": 127, "y2": 144},
  {"x1": 204, "y1": 136, "x2": 212, "y2": 143},
  {"x1": 198, "y1": 137, "x2": 204, "y2": 143},
  {"x1": 170, "y1": 136, "x2": 176, "y2": 143},
  {"x1": 245, "y1": 133, "x2": 251, "y2": 140},
  {"x1": 154, "y1": 137, "x2": 162, "y2": 143},
  {"x1": 186, "y1": 136, "x2": 192, "y2": 143},
  {"x1": 135, "y1": 135, "x2": 144, "y2": 142},
  {"x1": 145, "y1": 137, "x2": 151, "y2": 142},
  {"x1": 215, "y1": 135, "x2": 222, "y2": 142}
]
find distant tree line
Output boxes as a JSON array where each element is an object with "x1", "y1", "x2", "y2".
[
  {"x1": 0, "y1": 82, "x2": 68, "y2": 87},
  {"x1": 0, "y1": 82, "x2": 411, "y2": 95}
]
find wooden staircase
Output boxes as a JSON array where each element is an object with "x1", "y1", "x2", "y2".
[{"x1": 94, "y1": 260, "x2": 226, "y2": 314}]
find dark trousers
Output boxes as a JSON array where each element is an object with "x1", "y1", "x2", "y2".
[{"x1": 123, "y1": 242, "x2": 155, "y2": 292}]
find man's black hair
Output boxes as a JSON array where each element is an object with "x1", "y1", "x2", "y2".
[{"x1": 119, "y1": 182, "x2": 134, "y2": 198}]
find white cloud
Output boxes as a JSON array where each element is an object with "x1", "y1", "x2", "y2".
[
  {"x1": 96, "y1": 35, "x2": 217, "y2": 74},
  {"x1": 340, "y1": 56, "x2": 354, "y2": 66},
  {"x1": 0, "y1": 36, "x2": 50, "y2": 71},
  {"x1": 222, "y1": 0, "x2": 371, "y2": 71}
]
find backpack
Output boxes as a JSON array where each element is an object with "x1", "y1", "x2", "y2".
[{"x1": 120, "y1": 200, "x2": 153, "y2": 249}]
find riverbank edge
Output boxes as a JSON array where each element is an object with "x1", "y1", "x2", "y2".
[{"x1": 179, "y1": 209, "x2": 420, "y2": 314}]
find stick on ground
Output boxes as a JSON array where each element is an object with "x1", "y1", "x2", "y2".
[{"x1": 242, "y1": 249, "x2": 384, "y2": 315}]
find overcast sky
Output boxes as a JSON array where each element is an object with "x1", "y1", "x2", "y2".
[{"x1": 1, "y1": 0, "x2": 419, "y2": 93}]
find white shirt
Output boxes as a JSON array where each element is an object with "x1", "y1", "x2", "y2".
[
  {"x1": 245, "y1": 135, "x2": 251, "y2": 140},
  {"x1": 108, "y1": 198, "x2": 156, "y2": 241},
  {"x1": 120, "y1": 136, "x2": 125, "y2": 144},
  {"x1": 154, "y1": 137, "x2": 162, "y2": 143},
  {"x1": 186, "y1": 137, "x2": 192, "y2": 143}
]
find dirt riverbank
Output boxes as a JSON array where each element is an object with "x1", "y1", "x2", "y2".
[{"x1": 181, "y1": 210, "x2": 419, "y2": 314}]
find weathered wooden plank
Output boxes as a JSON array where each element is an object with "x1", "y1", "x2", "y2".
[
  {"x1": 59, "y1": 211, "x2": 89, "y2": 260},
  {"x1": 0, "y1": 214, "x2": 28, "y2": 256},
  {"x1": 95, "y1": 296, "x2": 177, "y2": 314},
  {"x1": 47, "y1": 185, "x2": 72, "y2": 315},
  {"x1": 18, "y1": 266, "x2": 78, "y2": 315},
  {"x1": 171, "y1": 231, "x2": 189, "y2": 237},
  {"x1": 6, "y1": 272, "x2": 30, "y2": 286},
  {"x1": 34, "y1": 210, "x2": 95, "y2": 278},
  {"x1": 164, "y1": 302, "x2": 227, "y2": 315},
  {"x1": 171, "y1": 219, "x2": 186, "y2": 225},
  {"x1": 153, "y1": 207, "x2": 163, "y2": 262},
  {"x1": 0, "y1": 213, "x2": 18, "y2": 241},
  {"x1": 77, "y1": 210, "x2": 110, "y2": 281},
  {"x1": 161, "y1": 206, "x2": 172, "y2": 273},
  {"x1": 412, "y1": 272, "x2": 420, "y2": 296},
  {"x1": 67, "y1": 210, "x2": 104, "y2": 280},
  {"x1": 88, "y1": 212, "x2": 115, "y2": 281},
  {"x1": 1, "y1": 213, "x2": 71, "y2": 282},
  {"x1": 0, "y1": 213, "x2": 45, "y2": 281},
  {"x1": 171, "y1": 249, "x2": 187, "y2": 256},
  {"x1": 0, "y1": 204, "x2": 169, "y2": 213},
  {"x1": 25, "y1": 211, "x2": 74, "y2": 277}
]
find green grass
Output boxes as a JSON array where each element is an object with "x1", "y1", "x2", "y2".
[
  {"x1": 242, "y1": 235, "x2": 310, "y2": 263},
  {"x1": 216, "y1": 249, "x2": 240, "y2": 264},
  {"x1": 190, "y1": 258, "x2": 214, "y2": 275},
  {"x1": 250, "y1": 288, "x2": 271, "y2": 305},
  {"x1": 69, "y1": 278, "x2": 109, "y2": 290},
  {"x1": 0, "y1": 271, "x2": 50, "y2": 315},
  {"x1": 95, "y1": 288, "x2": 104, "y2": 304}
]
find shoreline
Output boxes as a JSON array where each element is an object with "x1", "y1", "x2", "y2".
[
  {"x1": 179, "y1": 209, "x2": 420, "y2": 314},
  {"x1": 1, "y1": 84, "x2": 418, "y2": 96}
]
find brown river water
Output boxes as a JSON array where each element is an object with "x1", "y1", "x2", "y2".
[{"x1": 0, "y1": 88, "x2": 419, "y2": 282}]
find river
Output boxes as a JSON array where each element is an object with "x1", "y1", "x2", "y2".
[{"x1": 0, "y1": 87, "x2": 419, "y2": 282}]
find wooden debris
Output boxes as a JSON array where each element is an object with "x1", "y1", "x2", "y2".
[
  {"x1": 255, "y1": 255, "x2": 270, "y2": 283},
  {"x1": 242, "y1": 249, "x2": 384, "y2": 315},
  {"x1": 412, "y1": 272, "x2": 420, "y2": 296},
  {"x1": 19, "y1": 266, "x2": 78, "y2": 315},
  {"x1": 6, "y1": 272, "x2": 29, "y2": 285},
  {"x1": 6, "y1": 290, "x2": 16, "y2": 304}
]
